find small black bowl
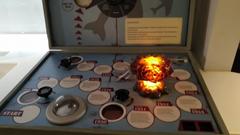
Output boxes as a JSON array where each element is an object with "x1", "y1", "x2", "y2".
[{"x1": 115, "y1": 89, "x2": 129, "y2": 102}]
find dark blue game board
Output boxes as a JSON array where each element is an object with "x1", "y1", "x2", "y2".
[{"x1": 0, "y1": 52, "x2": 222, "y2": 134}]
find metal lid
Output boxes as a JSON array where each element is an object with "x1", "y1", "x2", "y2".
[{"x1": 46, "y1": 95, "x2": 87, "y2": 125}]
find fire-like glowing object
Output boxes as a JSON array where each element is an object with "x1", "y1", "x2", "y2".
[
  {"x1": 137, "y1": 81, "x2": 164, "y2": 93},
  {"x1": 132, "y1": 55, "x2": 172, "y2": 98},
  {"x1": 132, "y1": 55, "x2": 172, "y2": 83},
  {"x1": 139, "y1": 56, "x2": 163, "y2": 65}
]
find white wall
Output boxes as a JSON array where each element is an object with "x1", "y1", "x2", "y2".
[
  {"x1": 0, "y1": 0, "x2": 45, "y2": 33},
  {"x1": 203, "y1": 0, "x2": 240, "y2": 71}
]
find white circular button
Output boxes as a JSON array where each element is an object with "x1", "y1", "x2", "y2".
[
  {"x1": 175, "y1": 81, "x2": 197, "y2": 94},
  {"x1": 176, "y1": 95, "x2": 202, "y2": 112},
  {"x1": 127, "y1": 110, "x2": 154, "y2": 129},
  {"x1": 171, "y1": 69, "x2": 191, "y2": 80},
  {"x1": 14, "y1": 105, "x2": 40, "y2": 124},
  {"x1": 88, "y1": 90, "x2": 111, "y2": 105},
  {"x1": 77, "y1": 62, "x2": 95, "y2": 71},
  {"x1": 154, "y1": 106, "x2": 180, "y2": 122},
  {"x1": 113, "y1": 61, "x2": 130, "y2": 72},
  {"x1": 94, "y1": 65, "x2": 112, "y2": 75},
  {"x1": 37, "y1": 77, "x2": 58, "y2": 89},
  {"x1": 79, "y1": 80, "x2": 101, "y2": 92},
  {"x1": 60, "y1": 76, "x2": 81, "y2": 88}
]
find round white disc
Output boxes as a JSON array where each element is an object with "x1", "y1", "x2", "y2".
[
  {"x1": 176, "y1": 95, "x2": 202, "y2": 112},
  {"x1": 154, "y1": 106, "x2": 180, "y2": 122},
  {"x1": 37, "y1": 78, "x2": 58, "y2": 89},
  {"x1": 175, "y1": 81, "x2": 197, "y2": 94},
  {"x1": 127, "y1": 110, "x2": 154, "y2": 129},
  {"x1": 77, "y1": 62, "x2": 95, "y2": 71},
  {"x1": 88, "y1": 90, "x2": 110, "y2": 105},
  {"x1": 94, "y1": 65, "x2": 112, "y2": 75},
  {"x1": 171, "y1": 69, "x2": 191, "y2": 80},
  {"x1": 113, "y1": 61, "x2": 130, "y2": 72},
  {"x1": 79, "y1": 80, "x2": 101, "y2": 92},
  {"x1": 14, "y1": 105, "x2": 40, "y2": 124},
  {"x1": 60, "y1": 77, "x2": 81, "y2": 88}
]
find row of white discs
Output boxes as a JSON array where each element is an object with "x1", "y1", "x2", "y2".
[
  {"x1": 127, "y1": 105, "x2": 180, "y2": 129},
  {"x1": 14, "y1": 68, "x2": 198, "y2": 126},
  {"x1": 37, "y1": 77, "x2": 106, "y2": 105},
  {"x1": 171, "y1": 68, "x2": 202, "y2": 114},
  {"x1": 77, "y1": 61, "x2": 130, "y2": 73},
  {"x1": 78, "y1": 61, "x2": 191, "y2": 81},
  {"x1": 127, "y1": 95, "x2": 202, "y2": 129},
  {"x1": 14, "y1": 94, "x2": 201, "y2": 127},
  {"x1": 37, "y1": 68, "x2": 193, "y2": 90},
  {"x1": 99, "y1": 94, "x2": 202, "y2": 129},
  {"x1": 37, "y1": 77, "x2": 101, "y2": 92},
  {"x1": 41, "y1": 60, "x2": 104, "y2": 90},
  {"x1": 38, "y1": 62, "x2": 192, "y2": 90}
]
